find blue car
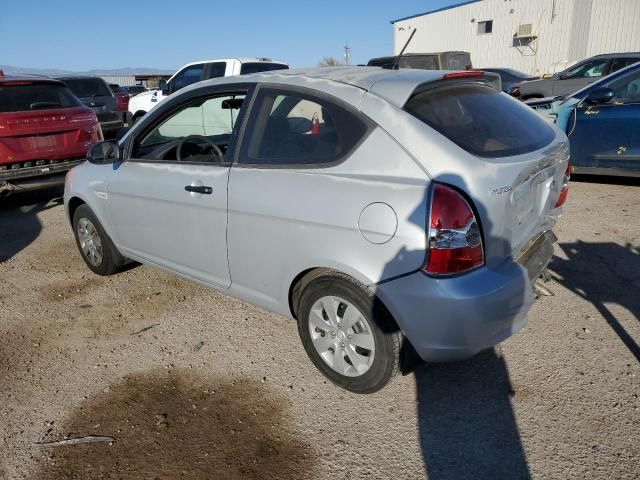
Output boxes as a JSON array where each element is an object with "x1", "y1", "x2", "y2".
[{"x1": 528, "y1": 63, "x2": 640, "y2": 177}]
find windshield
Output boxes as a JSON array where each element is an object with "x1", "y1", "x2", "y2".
[
  {"x1": 61, "y1": 78, "x2": 112, "y2": 98},
  {"x1": 0, "y1": 83, "x2": 82, "y2": 112}
]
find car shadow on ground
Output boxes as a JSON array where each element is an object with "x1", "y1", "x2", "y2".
[
  {"x1": 376, "y1": 172, "x2": 532, "y2": 479},
  {"x1": 0, "y1": 187, "x2": 63, "y2": 263},
  {"x1": 549, "y1": 241, "x2": 640, "y2": 362},
  {"x1": 414, "y1": 350, "x2": 530, "y2": 480}
]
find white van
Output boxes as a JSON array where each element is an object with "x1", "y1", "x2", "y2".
[{"x1": 127, "y1": 58, "x2": 288, "y2": 124}]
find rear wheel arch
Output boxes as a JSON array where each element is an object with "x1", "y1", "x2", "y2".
[
  {"x1": 289, "y1": 267, "x2": 333, "y2": 319},
  {"x1": 288, "y1": 267, "x2": 395, "y2": 322}
]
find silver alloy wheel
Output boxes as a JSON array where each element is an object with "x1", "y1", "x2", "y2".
[
  {"x1": 308, "y1": 296, "x2": 375, "y2": 377},
  {"x1": 77, "y1": 217, "x2": 103, "y2": 267}
]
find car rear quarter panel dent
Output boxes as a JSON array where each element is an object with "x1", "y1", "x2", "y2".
[{"x1": 226, "y1": 127, "x2": 430, "y2": 317}]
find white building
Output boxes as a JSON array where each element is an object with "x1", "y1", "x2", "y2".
[{"x1": 391, "y1": 0, "x2": 640, "y2": 75}]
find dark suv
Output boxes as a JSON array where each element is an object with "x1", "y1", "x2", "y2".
[
  {"x1": 56, "y1": 76, "x2": 124, "y2": 138},
  {"x1": 518, "y1": 52, "x2": 640, "y2": 99}
]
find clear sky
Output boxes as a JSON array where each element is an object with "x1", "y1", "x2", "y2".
[{"x1": 1, "y1": 0, "x2": 469, "y2": 71}]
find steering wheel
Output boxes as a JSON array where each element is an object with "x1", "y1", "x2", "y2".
[{"x1": 176, "y1": 135, "x2": 224, "y2": 162}]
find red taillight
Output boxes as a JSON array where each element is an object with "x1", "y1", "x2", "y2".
[
  {"x1": 554, "y1": 161, "x2": 571, "y2": 208},
  {"x1": 442, "y1": 71, "x2": 484, "y2": 80},
  {"x1": 425, "y1": 183, "x2": 484, "y2": 276}
]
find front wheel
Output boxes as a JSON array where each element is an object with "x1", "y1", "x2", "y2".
[
  {"x1": 72, "y1": 204, "x2": 124, "y2": 276},
  {"x1": 297, "y1": 273, "x2": 402, "y2": 394}
]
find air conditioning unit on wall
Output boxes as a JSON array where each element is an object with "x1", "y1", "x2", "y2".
[
  {"x1": 515, "y1": 23, "x2": 534, "y2": 38},
  {"x1": 513, "y1": 23, "x2": 538, "y2": 55}
]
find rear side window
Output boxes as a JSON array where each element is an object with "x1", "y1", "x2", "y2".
[
  {"x1": 239, "y1": 88, "x2": 368, "y2": 166},
  {"x1": 405, "y1": 83, "x2": 555, "y2": 157},
  {"x1": 610, "y1": 57, "x2": 640, "y2": 73},
  {"x1": 61, "y1": 78, "x2": 112, "y2": 97},
  {"x1": 240, "y1": 63, "x2": 289, "y2": 75},
  {"x1": 0, "y1": 83, "x2": 81, "y2": 112},
  {"x1": 206, "y1": 62, "x2": 227, "y2": 79}
]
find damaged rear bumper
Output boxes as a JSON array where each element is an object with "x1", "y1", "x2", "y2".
[{"x1": 375, "y1": 231, "x2": 557, "y2": 363}]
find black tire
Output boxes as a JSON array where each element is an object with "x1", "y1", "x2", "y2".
[
  {"x1": 72, "y1": 204, "x2": 124, "y2": 276},
  {"x1": 297, "y1": 272, "x2": 402, "y2": 394}
]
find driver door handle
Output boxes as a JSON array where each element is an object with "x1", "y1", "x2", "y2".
[{"x1": 185, "y1": 185, "x2": 212, "y2": 195}]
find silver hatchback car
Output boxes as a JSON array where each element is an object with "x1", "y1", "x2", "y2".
[{"x1": 65, "y1": 67, "x2": 570, "y2": 393}]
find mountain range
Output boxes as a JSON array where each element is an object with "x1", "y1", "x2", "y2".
[{"x1": 0, "y1": 65, "x2": 175, "y2": 76}]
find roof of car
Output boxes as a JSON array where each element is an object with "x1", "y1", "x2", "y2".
[
  {"x1": 55, "y1": 76, "x2": 106, "y2": 81},
  {"x1": 179, "y1": 57, "x2": 288, "y2": 69},
  {"x1": 592, "y1": 52, "x2": 640, "y2": 58},
  {"x1": 0, "y1": 72, "x2": 63, "y2": 85},
  {"x1": 226, "y1": 66, "x2": 458, "y2": 107}
]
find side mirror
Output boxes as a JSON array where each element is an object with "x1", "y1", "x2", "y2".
[
  {"x1": 585, "y1": 87, "x2": 615, "y2": 105},
  {"x1": 87, "y1": 141, "x2": 118, "y2": 164},
  {"x1": 159, "y1": 79, "x2": 169, "y2": 95}
]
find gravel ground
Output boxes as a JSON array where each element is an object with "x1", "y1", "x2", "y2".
[{"x1": 0, "y1": 178, "x2": 638, "y2": 479}]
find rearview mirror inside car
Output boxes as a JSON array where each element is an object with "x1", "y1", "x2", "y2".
[
  {"x1": 87, "y1": 141, "x2": 119, "y2": 165},
  {"x1": 221, "y1": 98, "x2": 244, "y2": 110},
  {"x1": 585, "y1": 87, "x2": 615, "y2": 105}
]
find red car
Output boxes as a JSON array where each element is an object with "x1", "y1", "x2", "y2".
[{"x1": 0, "y1": 72, "x2": 102, "y2": 196}]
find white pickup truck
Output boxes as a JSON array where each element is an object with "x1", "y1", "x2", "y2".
[{"x1": 127, "y1": 57, "x2": 288, "y2": 124}]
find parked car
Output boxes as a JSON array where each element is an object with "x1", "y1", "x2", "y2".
[
  {"x1": 119, "y1": 85, "x2": 148, "y2": 97},
  {"x1": 127, "y1": 57, "x2": 288, "y2": 125},
  {"x1": 368, "y1": 51, "x2": 472, "y2": 70},
  {"x1": 518, "y1": 52, "x2": 640, "y2": 100},
  {"x1": 65, "y1": 67, "x2": 569, "y2": 392},
  {"x1": 57, "y1": 76, "x2": 124, "y2": 138},
  {"x1": 106, "y1": 84, "x2": 130, "y2": 124},
  {"x1": 474, "y1": 68, "x2": 538, "y2": 96},
  {"x1": 109, "y1": 84, "x2": 148, "y2": 98},
  {"x1": 0, "y1": 72, "x2": 101, "y2": 196},
  {"x1": 529, "y1": 62, "x2": 640, "y2": 177}
]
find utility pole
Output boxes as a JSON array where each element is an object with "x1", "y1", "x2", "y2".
[{"x1": 343, "y1": 42, "x2": 351, "y2": 65}]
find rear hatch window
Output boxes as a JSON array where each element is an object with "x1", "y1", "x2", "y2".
[
  {"x1": 0, "y1": 83, "x2": 82, "y2": 112},
  {"x1": 404, "y1": 83, "x2": 555, "y2": 157},
  {"x1": 398, "y1": 55, "x2": 439, "y2": 70},
  {"x1": 442, "y1": 52, "x2": 472, "y2": 70},
  {"x1": 240, "y1": 63, "x2": 289, "y2": 75},
  {"x1": 61, "y1": 78, "x2": 112, "y2": 98}
]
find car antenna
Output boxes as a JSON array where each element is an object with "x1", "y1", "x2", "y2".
[{"x1": 386, "y1": 28, "x2": 417, "y2": 70}]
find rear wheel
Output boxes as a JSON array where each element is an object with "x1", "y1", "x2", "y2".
[
  {"x1": 72, "y1": 205, "x2": 123, "y2": 276},
  {"x1": 297, "y1": 273, "x2": 401, "y2": 393}
]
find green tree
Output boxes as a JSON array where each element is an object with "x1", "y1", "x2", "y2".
[{"x1": 318, "y1": 57, "x2": 341, "y2": 67}]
